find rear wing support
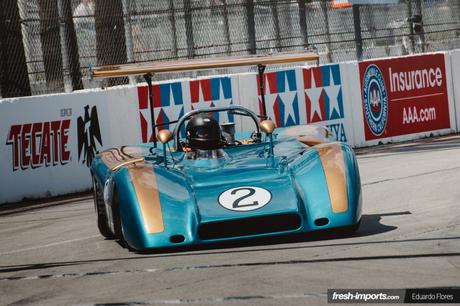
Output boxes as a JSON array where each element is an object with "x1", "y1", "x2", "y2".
[
  {"x1": 143, "y1": 73, "x2": 157, "y2": 148},
  {"x1": 258, "y1": 64, "x2": 268, "y2": 119}
]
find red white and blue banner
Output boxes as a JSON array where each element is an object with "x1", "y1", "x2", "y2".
[
  {"x1": 302, "y1": 65, "x2": 349, "y2": 142},
  {"x1": 190, "y1": 77, "x2": 234, "y2": 124},
  {"x1": 137, "y1": 66, "x2": 353, "y2": 145},
  {"x1": 137, "y1": 76, "x2": 236, "y2": 143},
  {"x1": 138, "y1": 81, "x2": 185, "y2": 143},
  {"x1": 257, "y1": 69, "x2": 300, "y2": 127},
  {"x1": 255, "y1": 65, "x2": 350, "y2": 143}
]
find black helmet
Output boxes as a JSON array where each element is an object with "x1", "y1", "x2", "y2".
[{"x1": 186, "y1": 114, "x2": 223, "y2": 150}]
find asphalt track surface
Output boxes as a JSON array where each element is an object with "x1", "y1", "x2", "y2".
[{"x1": 1, "y1": 135, "x2": 459, "y2": 306}]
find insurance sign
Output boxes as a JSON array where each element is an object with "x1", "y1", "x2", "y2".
[{"x1": 359, "y1": 54, "x2": 450, "y2": 140}]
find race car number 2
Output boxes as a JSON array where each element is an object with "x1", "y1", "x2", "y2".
[{"x1": 218, "y1": 186, "x2": 272, "y2": 211}]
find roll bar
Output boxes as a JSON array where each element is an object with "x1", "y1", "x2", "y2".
[{"x1": 172, "y1": 105, "x2": 260, "y2": 150}]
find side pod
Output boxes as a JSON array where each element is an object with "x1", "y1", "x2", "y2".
[{"x1": 291, "y1": 143, "x2": 362, "y2": 231}]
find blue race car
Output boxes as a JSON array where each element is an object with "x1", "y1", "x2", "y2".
[{"x1": 91, "y1": 105, "x2": 362, "y2": 251}]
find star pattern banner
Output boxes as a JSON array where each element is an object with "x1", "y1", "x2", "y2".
[
  {"x1": 256, "y1": 65, "x2": 349, "y2": 142},
  {"x1": 137, "y1": 76, "x2": 234, "y2": 143}
]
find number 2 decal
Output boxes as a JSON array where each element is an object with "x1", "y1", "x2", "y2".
[
  {"x1": 218, "y1": 186, "x2": 272, "y2": 211},
  {"x1": 231, "y1": 187, "x2": 258, "y2": 208}
]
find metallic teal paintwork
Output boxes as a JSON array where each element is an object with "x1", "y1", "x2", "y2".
[{"x1": 91, "y1": 129, "x2": 362, "y2": 251}]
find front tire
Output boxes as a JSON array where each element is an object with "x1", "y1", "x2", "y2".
[
  {"x1": 93, "y1": 178, "x2": 114, "y2": 239},
  {"x1": 112, "y1": 188, "x2": 135, "y2": 251}
]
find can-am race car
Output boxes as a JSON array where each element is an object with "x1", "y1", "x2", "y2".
[{"x1": 90, "y1": 53, "x2": 362, "y2": 251}]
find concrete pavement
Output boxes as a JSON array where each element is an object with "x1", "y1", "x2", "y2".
[{"x1": 1, "y1": 136, "x2": 459, "y2": 305}]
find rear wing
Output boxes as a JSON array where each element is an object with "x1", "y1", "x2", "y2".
[
  {"x1": 91, "y1": 52, "x2": 319, "y2": 146},
  {"x1": 91, "y1": 52, "x2": 319, "y2": 78}
]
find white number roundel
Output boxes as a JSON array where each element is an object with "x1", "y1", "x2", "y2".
[{"x1": 218, "y1": 186, "x2": 272, "y2": 211}]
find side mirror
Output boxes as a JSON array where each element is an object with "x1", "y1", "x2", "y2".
[
  {"x1": 260, "y1": 119, "x2": 276, "y2": 134},
  {"x1": 260, "y1": 120, "x2": 276, "y2": 159},
  {"x1": 157, "y1": 130, "x2": 173, "y2": 167},
  {"x1": 157, "y1": 130, "x2": 173, "y2": 144}
]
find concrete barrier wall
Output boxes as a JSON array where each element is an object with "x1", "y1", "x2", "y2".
[{"x1": 1, "y1": 50, "x2": 458, "y2": 204}]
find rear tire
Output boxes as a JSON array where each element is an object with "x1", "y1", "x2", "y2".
[{"x1": 93, "y1": 178, "x2": 114, "y2": 239}]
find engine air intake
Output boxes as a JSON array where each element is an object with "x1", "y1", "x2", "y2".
[{"x1": 198, "y1": 213, "x2": 301, "y2": 240}]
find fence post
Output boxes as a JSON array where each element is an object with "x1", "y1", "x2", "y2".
[
  {"x1": 38, "y1": 0, "x2": 65, "y2": 93},
  {"x1": 320, "y1": 1, "x2": 332, "y2": 62},
  {"x1": 246, "y1": 0, "x2": 256, "y2": 54},
  {"x1": 0, "y1": 0, "x2": 31, "y2": 97},
  {"x1": 17, "y1": 1, "x2": 35, "y2": 91},
  {"x1": 57, "y1": 0, "x2": 74, "y2": 92},
  {"x1": 415, "y1": 0, "x2": 426, "y2": 52},
  {"x1": 407, "y1": 0, "x2": 415, "y2": 53},
  {"x1": 458, "y1": 0, "x2": 460, "y2": 34},
  {"x1": 270, "y1": 1, "x2": 282, "y2": 51},
  {"x1": 122, "y1": 0, "x2": 136, "y2": 84},
  {"x1": 298, "y1": 0, "x2": 309, "y2": 48},
  {"x1": 353, "y1": 4, "x2": 363, "y2": 61},
  {"x1": 184, "y1": 0, "x2": 195, "y2": 58},
  {"x1": 169, "y1": 0, "x2": 178, "y2": 58},
  {"x1": 95, "y1": 0, "x2": 128, "y2": 86},
  {"x1": 222, "y1": 0, "x2": 231, "y2": 55},
  {"x1": 60, "y1": 0, "x2": 83, "y2": 90}
]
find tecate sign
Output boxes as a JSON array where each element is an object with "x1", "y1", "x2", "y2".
[
  {"x1": 359, "y1": 54, "x2": 450, "y2": 140},
  {"x1": 4, "y1": 105, "x2": 103, "y2": 172},
  {"x1": 6, "y1": 120, "x2": 71, "y2": 171}
]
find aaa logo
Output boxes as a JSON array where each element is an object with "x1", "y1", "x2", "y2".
[{"x1": 363, "y1": 64, "x2": 388, "y2": 137}]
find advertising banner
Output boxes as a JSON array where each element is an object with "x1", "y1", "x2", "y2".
[
  {"x1": 137, "y1": 80, "x2": 189, "y2": 143},
  {"x1": 302, "y1": 65, "x2": 351, "y2": 143},
  {"x1": 359, "y1": 54, "x2": 451, "y2": 141},
  {"x1": 253, "y1": 65, "x2": 353, "y2": 143},
  {"x1": 136, "y1": 75, "x2": 242, "y2": 143},
  {"x1": 256, "y1": 69, "x2": 300, "y2": 128},
  {"x1": 0, "y1": 88, "x2": 139, "y2": 204}
]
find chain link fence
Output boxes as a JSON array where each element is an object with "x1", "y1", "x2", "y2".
[{"x1": 1, "y1": 0, "x2": 460, "y2": 97}]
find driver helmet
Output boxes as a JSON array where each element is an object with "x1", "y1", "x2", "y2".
[{"x1": 186, "y1": 114, "x2": 223, "y2": 150}]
